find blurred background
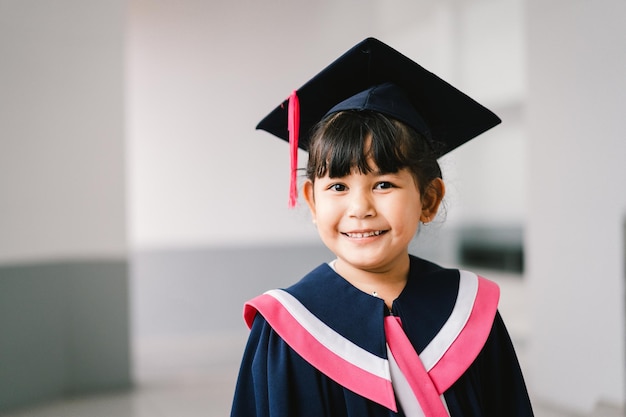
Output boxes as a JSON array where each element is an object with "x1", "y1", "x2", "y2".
[{"x1": 1, "y1": 0, "x2": 625, "y2": 416}]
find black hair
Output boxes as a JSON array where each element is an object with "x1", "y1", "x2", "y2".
[{"x1": 306, "y1": 110, "x2": 443, "y2": 196}]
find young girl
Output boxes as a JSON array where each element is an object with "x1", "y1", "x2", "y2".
[{"x1": 230, "y1": 38, "x2": 534, "y2": 417}]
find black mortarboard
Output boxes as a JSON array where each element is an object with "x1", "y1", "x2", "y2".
[{"x1": 257, "y1": 37, "x2": 501, "y2": 206}]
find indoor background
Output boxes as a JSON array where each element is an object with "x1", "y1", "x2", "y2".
[{"x1": 1, "y1": 0, "x2": 625, "y2": 416}]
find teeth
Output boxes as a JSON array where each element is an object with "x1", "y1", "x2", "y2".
[{"x1": 345, "y1": 230, "x2": 383, "y2": 238}]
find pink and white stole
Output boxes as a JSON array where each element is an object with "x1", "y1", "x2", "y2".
[{"x1": 244, "y1": 270, "x2": 500, "y2": 416}]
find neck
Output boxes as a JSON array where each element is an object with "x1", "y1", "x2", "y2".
[{"x1": 334, "y1": 255, "x2": 410, "y2": 309}]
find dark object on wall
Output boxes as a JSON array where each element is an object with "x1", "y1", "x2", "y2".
[{"x1": 457, "y1": 226, "x2": 524, "y2": 274}]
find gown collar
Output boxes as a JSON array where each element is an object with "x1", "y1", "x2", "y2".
[{"x1": 284, "y1": 255, "x2": 459, "y2": 356}]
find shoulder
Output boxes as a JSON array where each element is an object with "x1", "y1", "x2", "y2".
[
  {"x1": 398, "y1": 256, "x2": 500, "y2": 351},
  {"x1": 242, "y1": 262, "x2": 348, "y2": 328},
  {"x1": 408, "y1": 254, "x2": 500, "y2": 292},
  {"x1": 243, "y1": 262, "x2": 388, "y2": 357}
]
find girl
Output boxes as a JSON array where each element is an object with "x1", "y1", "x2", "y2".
[{"x1": 230, "y1": 37, "x2": 534, "y2": 417}]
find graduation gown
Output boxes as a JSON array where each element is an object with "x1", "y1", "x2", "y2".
[{"x1": 230, "y1": 255, "x2": 534, "y2": 417}]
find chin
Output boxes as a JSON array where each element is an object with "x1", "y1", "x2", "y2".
[{"x1": 339, "y1": 255, "x2": 389, "y2": 271}]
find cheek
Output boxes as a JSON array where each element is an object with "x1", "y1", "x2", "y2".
[
  {"x1": 314, "y1": 204, "x2": 341, "y2": 226},
  {"x1": 310, "y1": 196, "x2": 337, "y2": 221},
  {"x1": 388, "y1": 200, "x2": 422, "y2": 230}
]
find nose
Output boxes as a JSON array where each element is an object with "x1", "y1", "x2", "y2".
[{"x1": 347, "y1": 189, "x2": 376, "y2": 219}]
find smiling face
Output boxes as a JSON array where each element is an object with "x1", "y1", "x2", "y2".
[
  {"x1": 303, "y1": 110, "x2": 445, "y2": 279},
  {"x1": 304, "y1": 165, "x2": 428, "y2": 275}
]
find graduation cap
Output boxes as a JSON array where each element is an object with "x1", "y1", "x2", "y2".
[{"x1": 257, "y1": 37, "x2": 501, "y2": 206}]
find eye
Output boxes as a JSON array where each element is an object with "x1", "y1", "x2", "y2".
[
  {"x1": 375, "y1": 181, "x2": 395, "y2": 190},
  {"x1": 329, "y1": 183, "x2": 347, "y2": 192}
]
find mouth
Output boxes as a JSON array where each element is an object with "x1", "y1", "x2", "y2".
[{"x1": 342, "y1": 230, "x2": 387, "y2": 238}]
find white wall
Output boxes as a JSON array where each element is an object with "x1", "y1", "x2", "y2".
[
  {"x1": 127, "y1": 0, "x2": 527, "y2": 250},
  {"x1": 0, "y1": 0, "x2": 127, "y2": 264},
  {"x1": 0, "y1": 1, "x2": 130, "y2": 411},
  {"x1": 526, "y1": 0, "x2": 626, "y2": 412},
  {"x1": 127, "y1": 0, "x2": 372, "y2": 249}
]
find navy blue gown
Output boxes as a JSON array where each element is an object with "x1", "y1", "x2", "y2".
[{"x1": 230, "y1": 256, "x2": 534, "y2": 417}]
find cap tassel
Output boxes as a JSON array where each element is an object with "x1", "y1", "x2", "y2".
[{"x1": 287, "y1": 90, "x2": 300, "y2": 208}]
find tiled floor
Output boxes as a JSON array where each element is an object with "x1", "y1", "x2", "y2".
[{"x1": 2, "y1": 370, "x2": 238, "y2": 417}]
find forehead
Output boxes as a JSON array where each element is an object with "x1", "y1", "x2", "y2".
[{"x1": 316, "y1": 165, "x2": 413, "y2": 181}]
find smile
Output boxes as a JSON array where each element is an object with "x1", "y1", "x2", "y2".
[{"x1": 342, "y1": 230, "x2": 386, "y2": 238}]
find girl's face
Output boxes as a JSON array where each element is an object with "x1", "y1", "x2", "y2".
[{"x1": 303, "y1": 163, "x2": 432, "y2": 275}]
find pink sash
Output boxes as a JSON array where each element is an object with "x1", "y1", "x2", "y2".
[{"x1": 244, "y1": 270, "x2": 499, "y2": 416}]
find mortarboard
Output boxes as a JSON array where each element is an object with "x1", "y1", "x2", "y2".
[{"x1": 256, "y1": 37, "x2": 501, "y2": 207}]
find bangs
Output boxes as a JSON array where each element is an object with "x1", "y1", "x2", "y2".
[{"x1": 307, "y1": 111, "x2": 414, "y2": 179}]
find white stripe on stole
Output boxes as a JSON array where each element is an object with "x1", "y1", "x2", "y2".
[
  {"x1": 386, "y1": 345, "x2": 425, "y2": 417},
  {"x1": 266, "y1": 270, "x2": 478, "y2": 416},
  {"x1": 265, "y1": 289, "x2": 391, "y2": 381},
  {"x1": 419, "y1": 270, "x2": 479, "y2": 371},
  {"x1": 387, "y1": 345, "x2": 451, "y2": 417}
]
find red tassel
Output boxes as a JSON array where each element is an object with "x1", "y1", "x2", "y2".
[{"x1": 287, "y1": 90, "x2": 300, "y2": 208}]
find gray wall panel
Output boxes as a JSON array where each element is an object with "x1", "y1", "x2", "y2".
[
  {"x1": 131, "y1": 244, "x2": 334, "y2": 338},
  {"x1": 0, "y1": 260, "x2": 130, "y2": 412}
]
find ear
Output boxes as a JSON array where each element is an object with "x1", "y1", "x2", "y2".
[
  {"x1": 420, "y1": 178, "x2": 445, "y2": 223},
  {"x1": 302, "y1": 180, "x2": 317, "y2": 221}
]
